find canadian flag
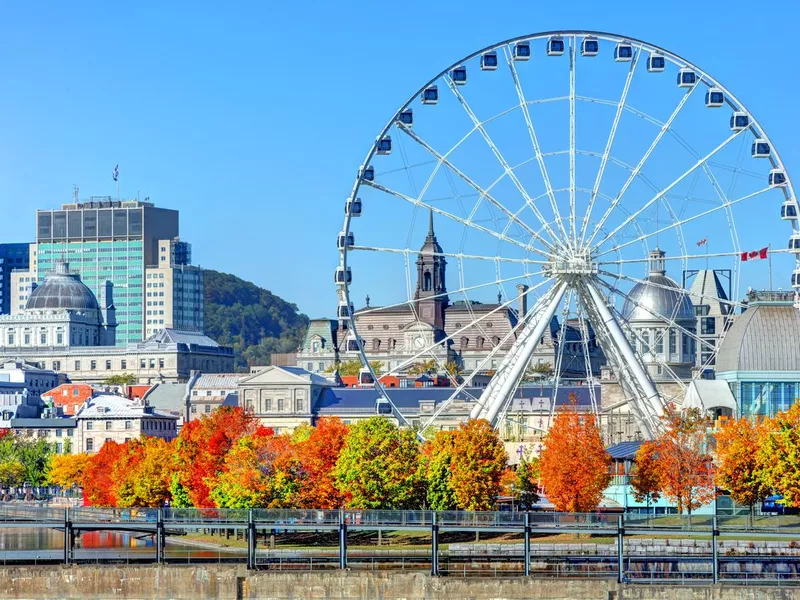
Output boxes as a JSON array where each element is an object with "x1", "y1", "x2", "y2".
[{"x1": 740, "y1": 247, "x2": 768, "y2": 261}]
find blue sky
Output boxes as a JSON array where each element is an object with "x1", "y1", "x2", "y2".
[{"x1": 0, "y1": 0, "x2": 796, "y2": 318}]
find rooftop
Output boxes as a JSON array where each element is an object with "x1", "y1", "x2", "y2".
[{"x1": 76, "y1": 394, "x2": 177, "y2": 420}]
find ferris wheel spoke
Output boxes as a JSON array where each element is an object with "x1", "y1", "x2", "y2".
[
  {"x1": 579, "y1": 48, "x2": 640, "y2": 245},
  {"x1": 590, "y1": 129, "x2": 747, "y2": 252},
  {"x1": 594, "y1": 186, "x2": 772, "y2": 259},
  {"x1": 575, "y1": 302, "x2": 600, "y2": 415},
  {"x1": 349, "y1": 246, "x2": 552, "y2": 267},
  {"x1": 503, "y1": 46, "x2": 569, "y2": 244},
  {"x1": 595, "y1": 276, "x2": 717, "y2": 353},
  {"x1": 363, "y1": 179, "x2": 557, "y2": 258},
  {"x1": 584, "y1": 86, "x2": 697, "y2": 247},
  {"x1": 444, "y1": 76, "x2": 565, "y2": 248},
  {"x1": 597, "y1": 249, "x2": 754, "y2": 267},
  {"x1": 548, "y1": 288, "x2": 573, "y2": 421},
  {"x1": 396, "y1": 124, "x2": 557, "y2": 251},
  {"x1": 569, "y1": 36, "x2": 577, "y2": 245}
]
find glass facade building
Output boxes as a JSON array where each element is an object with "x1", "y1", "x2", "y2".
[
  {"x1": 35, "y1": 200, "x2": 179, "y2": 346},
  {"x1": 0, "y1": 243, "x2": 30, "y2": 315}
]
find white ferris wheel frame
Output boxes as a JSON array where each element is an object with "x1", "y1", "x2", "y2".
[{"x1": 336, "y1": 30, "x2": 798, "y2": 439}]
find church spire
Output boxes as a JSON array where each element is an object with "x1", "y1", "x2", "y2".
[{"x1": 428, "y1": 209, "x2": 434, "y2": 237}]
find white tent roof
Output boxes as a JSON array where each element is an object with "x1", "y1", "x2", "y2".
[{"x1": 683, "y1": 380, "x2": 737, "y2": 415}]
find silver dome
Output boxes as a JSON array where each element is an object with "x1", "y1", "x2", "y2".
[
  {"x1": 26, "y1": 262, "x2": 100, "y2": 312},
  {"x1": 622, "y1": 274, "x2": 695, "y2": 323}
]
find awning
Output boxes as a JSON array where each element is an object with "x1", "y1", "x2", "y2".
[{"x1": 683, "y1": 380, "x2": 737, "y2": 414}]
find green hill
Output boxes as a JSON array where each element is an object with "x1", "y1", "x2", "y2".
[{"x1": 203, "y1": 270, "x2": 309, "y2": 370}]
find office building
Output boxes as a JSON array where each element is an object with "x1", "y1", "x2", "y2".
[
  {"x1": 34, "y1": 198, "x2": 179, "y2": 345},
  {"x1": 0, "y1": 243, "x2": 30, "y2": 315},
  {"x1": 144, "y1": 238, "x2": 204, "y2": 338}
]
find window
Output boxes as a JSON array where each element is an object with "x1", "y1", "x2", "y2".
[
  {"x1": 265, "y1": 399, "x2": 272, "y2": 412},
  {"x1": 105, "y1": 438, "x2": 111, "y2": 444},
  {"x1": 669, "y1": 329, "x2": 677, "y2": 355},
  {"x1": 86, "y1": 438, "x2": 94, "y2": 452},
  {"x1": 7, "y1": 334, "x2": 13, "y2": 345},
  {"x1": 23, "y1": 333, "x2": 30, "y2": 345},
  {"x1": 73, "y1": 388, "x2": 79, "y2": 396},
  {"x1": 701, "y1": 317, "x2": 716, "y2": 335},
  {"x1": 90, "y1": 360, "x2": 96, "y2": 371},
  {"x1": 205, "y1": 405, "x2": 211, "y2": 413},
  {"x1": 641, "y1": 331, "x2": 650, "y2": 354},
  {"x1": 277, "y1": 399, "x2": 284, "y2": 412},
  {"x1": 56, "y1": 332, "x2": 63, "y2": 345},
  {"x1": 191, "y1": 405, "x2": 197, "y2": 414},
  {"x1": 75, "y1": 360, "x2": 81, "y2": 370},
  {"x1": 121, "y1": 360, "x2": 126, "y2": 370},
  {"x1": 105, "y1": 421, "x2": 112, "y2": 430},
  {"x1": 655, "y1": 333, "x2": 664, "y2": 354},
  {"x1": 158, "y1": 358, "x2": 164, "y2": 369},
  {"x1": 206, "y1": 391, "x2": 212, "y2": 396},
  {"x1": 40, "y1": 332, "x2": 46, "y2": 345},
  {"x1": 124, "y1": 420, "x2": 131, "y2": 430},
  {"x1": 53, "y1": 361, "x2": 61, "y2": 371},
  {"x1": 106, "y1": 360, "x2": 112, "y2": 370},
  {"x1": 55, "y1": 443, "x2": 63, "y2": 454},
  {"x1": 149, "y1": 359, "x2": 155, "y2": 369},
  {"x1": 124, "y1": 438, "x2": 131, "y2": 444},
  {"x1": 67, "y1": 429, "x2": 73, "y2": 437},
  {"x1": 56, "y1": 429, "x2": 62, "y2": 437},
  {"x1": 86, "y1": 421, "x2": 93, "y2": 430}
]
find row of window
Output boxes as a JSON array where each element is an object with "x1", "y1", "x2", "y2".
[
  {"x1": 86, "y1": 420, "x2": 134, "y2": 431},
  {"x1": 71, "y1": 358, "x2": 164, "y2": 371}
]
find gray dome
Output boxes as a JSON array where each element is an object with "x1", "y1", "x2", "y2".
[
  {"x1": 622, "y1": 275, "x2": 695, "y2": 323},
  {"x1": 716, "y1": 302, "x2": 800, "y2": 373},
  {"x1": 26, "y1": 263, "x2": 99, "y2": 312}
]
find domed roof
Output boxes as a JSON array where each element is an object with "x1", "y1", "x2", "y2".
[
  {"x1": 621, "y1": 250, "x2": 694, "y2": 323},
  {"x1": 26, "y1": 262, "x2": 100, "y2": 312},
  {"x1": 716, "y1": 298, "x2": 800, "y2": 373}
]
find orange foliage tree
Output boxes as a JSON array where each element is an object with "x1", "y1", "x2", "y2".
[
  {"x1": 756, "y1": 404, "x2": 800, "y2": 508},
  {"x1": 116, "y1": 438, "x2": 175, "y2": 507},
  {"x1": 82, "y1": 441, "x2": 128, "y2": 506},
  {"x1": 172, "y1": 407, "x2": 265, "y2": 507},
  {"x1": 294, "y1": 417, "x2": 349, "y2": 508},
  {"x1": 448, "y1": 419, "x2": 508, "y2": 511},
  {"x1": 651, "y1": 405, "x2": 716, "y2": 515},
  {"x1": 631, "y1": 441, "x2": 661, "y2": 511},
  {"x1": 716, "y1": 416, "x2": 770, "y2": 519},
  {"x1": 539, "y1": 400, "x2": 611, "y2": 512}
]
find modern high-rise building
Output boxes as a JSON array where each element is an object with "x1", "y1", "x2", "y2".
[
  {"x1": 0, "y1": 243, "x2": 30, "y2": 315},
  {"x1": 144, "y1": 238, "x2": 204, "y2": 338},
  {"x1": 29, "y1": 198, "x2": 181, "y2": 345}
]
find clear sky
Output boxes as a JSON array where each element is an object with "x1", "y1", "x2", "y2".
[{"x1": 0, "y1": 0, "x2": 796, "y2": 318}]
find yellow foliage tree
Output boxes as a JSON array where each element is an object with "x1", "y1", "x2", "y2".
[{"x1": 47, "y1": 453, "x2": 90, "y2": 488}]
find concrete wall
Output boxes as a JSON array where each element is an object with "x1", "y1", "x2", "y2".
[{"x1": 2, "y1": 566, "x2": 800, "y2": 600}]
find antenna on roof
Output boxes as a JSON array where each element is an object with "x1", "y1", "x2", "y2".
[{"x1": 73, "y1": 185, "x2": 79, "y2": 203}]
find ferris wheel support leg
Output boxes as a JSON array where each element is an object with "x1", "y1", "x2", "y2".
[
  {"x1": 583, "y1": 279, "x2": 665, "y2": 423},
  {"x1": 473, "y1": 281, "x2": 568, "y2": 426}
]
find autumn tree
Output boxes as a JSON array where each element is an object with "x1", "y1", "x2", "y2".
[
  {"x1": 449, "y1": 419, "x2": 508, "y2": 510},
  {"x1": 295, "y1": 417, "x2": 349, "y2": 508},
  {"x1": 0, "y1": 459, "x2": 24, "y2": 487},
  {"x1": 325, "y1": 360, "x2": 362, "y2": 376},
  {"x1": 540, "y1": 399, "x2": 611, "y2": 512},
  {"x1": 716, "y1": 417, "x2": 770, "y2": 521},
  {"x1": 334, "y1": 417, "x2": 423, "y2": 509},
  {"x1": 172, "y1": 406, "x2": 264, "y2": 507},
  {"x1": 407, "y1": 360, "x2": 437, "y2": 377},
  {"x1": 82, "y1": 441, "x2": 127, "y2": 506},
  {"x1": 756, "y1": 403, "x2": 800, "y2": 508},
  {"x1": 419, "y1": 430, "x2": 457, "y2": 510},
  {"x1": 631, "y1": 440, "x2": 661, "y2": 512},
  {"x1": 116, "y1": 438, "x2": 175, "y2": 507},
  {"x1": 651, "y1": 404, "x2": 716, "y2": 515},
  {"x1": 515, "y1": 455, "x2": 541, "y2": 510},
  {"x1": 47, "y1": 453, "x2": 90, "y2": 489}
]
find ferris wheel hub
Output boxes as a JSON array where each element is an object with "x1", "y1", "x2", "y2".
[{"x1": 547, "y1": 247, "x2": 598, "y2": 277}]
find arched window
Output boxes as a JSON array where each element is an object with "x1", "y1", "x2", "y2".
[
  {"x1": 477, "y1": 336, "x2": 485, "y2": 349},
  {"x1": 460, "y1": 336, "x2": 469, "y2": 349},
  {"x1": 492, "y1": 336, "x2": 500, "y2": 346},
  {"x1": 372, "y1": 338, "x2": 381, "y2": 351},
  {"x1": 423, "y1": 271, "x2": 432, "y2": 291},
  {"x1": 669, "y1": 329, "x2": 677, "y2": 355}
]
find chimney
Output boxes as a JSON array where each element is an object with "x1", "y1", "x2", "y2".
[{"x1": 516, "y1": 284, "x2": 529, "y2": 320}]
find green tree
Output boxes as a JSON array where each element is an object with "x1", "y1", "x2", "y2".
[
  {"x1": 420, "y1": 430, "x2": 458, "y2": 510},
  {"x1": 515, "y1": 455, "x2": 541, "y2": 510},
  {"x1": 334, "y1": 417, "x2": 423, "y2": 509},
  {"x1": 448, "y1": 419, "x2": 508, "y2": 510},
  {"x1": 407, "y1": 360, "x2": 437, "y2": 377},
  {"x1": 169, "y1": 474, "x2": 192, "y2": 508},
  {"x1": 101, "y1": 373, "x2": 136, "y2": 386},
  {"x1": 0, "y1": 459, "x2": 25, "y2": 487},
  {"x1": 523, "y1": 362, "x2": 554, "y2": 382}
]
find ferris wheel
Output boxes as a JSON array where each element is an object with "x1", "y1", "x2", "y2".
[{"x1": 336, "y1": 31, "x2": 798, "y2": 439}]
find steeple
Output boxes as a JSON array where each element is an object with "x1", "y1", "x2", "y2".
[
  {"x1": 415, "y1": 211, "x2": 448, "y2": 329},
  {"x1": 428, "y1": 208, "x2": 434, "y2": 237}
]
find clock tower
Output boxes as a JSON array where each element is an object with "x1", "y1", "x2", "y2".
[{"x1": 415, "y1": 210, "x2": 448, "y2": 330}]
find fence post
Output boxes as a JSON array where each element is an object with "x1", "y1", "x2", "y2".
[
  {"x1": 338, "y1": 509, "x2": 347, "y2": 570},
  {"x1": 523, "y1": 512, "x2": 531, "y2": 576},
  {"x1": 712, "y1": 515, "x2": 719, "y2": 584},
  {"x1": 617, "y1": 514, "x2": 624, "y2": 584},
  {"x1": 430, "y1": 511, "x2": 439, "y2": 576},
  {"x1": 156, "y1": 508, "x2": 164, "y2": 564},
  {"x1": 247, "y1": 509, "x2": 256, "y2": 570},
  {"x1": 64, "y1": 507, "x2": 72, "y2": 565}
]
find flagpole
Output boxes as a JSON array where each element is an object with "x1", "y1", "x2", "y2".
[{"x1": 769, "y1": 243, "x2": 773, "y2": 290}]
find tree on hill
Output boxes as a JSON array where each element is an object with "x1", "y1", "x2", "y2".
[{"x1": 203, "y1": 270, "x2": 309, "y2": 370}]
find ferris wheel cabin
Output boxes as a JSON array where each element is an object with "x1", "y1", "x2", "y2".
[
  {"x1": 647, "y1": 53, "x2": 665, "y2": 72},
  {"x1": 513, "y1": 41, "x2": 531, "y2": 61},
  {"x1": 547, "y1": 36, "x2": 565, "y2": 56},
  {"x1": 769, "y1": 168, "x2": 788, "y2": 187},
  {"x1": 345, "y1": 198, "x2": 362, "y2": 217},
  {"x1": 334, "y1": 266, "x2": 352, "y2": 286},
  {"x1": 337, "y1": 302, "x2": 354, "y2": 319},
  {"x1": 421, "y1": 85, "x2": 439, "y2": 105},
  {"x1": 450, "y1": 65, "x2": 467, "y2": 85},
  {"x1": 480, "y1": 51, "x2": 498, "y2": 70},
  {"x1": 752, "y1": 139, "x2": 771, "y2": 158},
  {"x1": 677, "y1": 68, "x2": 697, "y2": 88},
  {"x1": 792, "y1": 269, "x2": 800, "y2": 288},
  {"x1": 337, "y1": 231, "x2": 354, "y2": 250},
  {"x1": 359, "y1": 165, "x2": 374, "y2": 182},
  {"x1": 781, "y1": 200, "x2": 798, "y2": 221},
  {"x1": 614, "y1": 42, "x2": 633, "y2": 62},
  {"x1": 788, "y1": 233, "x2": 800, "y2": 252},
  {"x1": 581, "y1": 37, "x2": 599, "y2": 57},
  {"x1": 397, "y1": 109, "x2": 413, "y2": 127},
  {"x1": 705, "y1": 87, "x2": 724, "y2": 107},
  {"x1": 376, "y1": 136, "x2": 392, "y2": 155},
  {"x1": 730, "y1": 111, "x2": 750, "y2": 132}
]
